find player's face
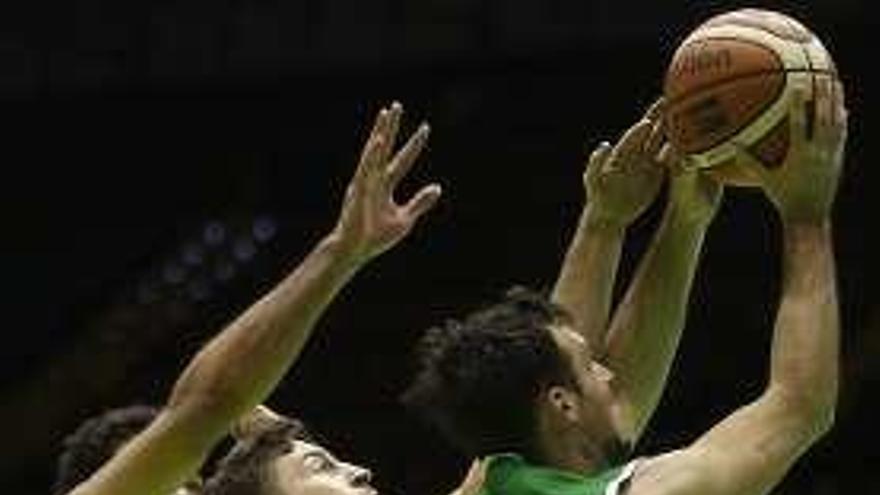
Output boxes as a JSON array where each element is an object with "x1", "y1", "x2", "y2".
[
  {"x1": 268, "y1": 440, "x2": 376, "y2": 495},
  {"x1": 548, "y1": 325, "x2": 628, "y2": 461}
]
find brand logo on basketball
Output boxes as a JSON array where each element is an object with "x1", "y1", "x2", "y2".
[{"x1": 673, "y1": 45, "x2": 733, "y2": 77}]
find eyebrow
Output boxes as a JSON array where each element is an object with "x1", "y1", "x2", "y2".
[{"x1": 301, "y1": 449, "x2": 335, "y2": 464}]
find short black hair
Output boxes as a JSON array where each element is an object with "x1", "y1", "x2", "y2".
[
  {"x1": 53, "y1": 405, "x2": 159, "y2": 494},
  {"x1": 203, "y1": 413, "x2": 312, "y2": 495},
  {"x1": 402, "y1": 286, "x2": 578, "y2": 460}
]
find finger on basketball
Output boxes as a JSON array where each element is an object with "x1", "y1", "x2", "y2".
[
  {"x1": 814, "y1": 75, "x2": 833, "y2": 140},
  {"x1": 643, "y1": 119, "x2": 666, "y2": 159},
  {"x1": 588, "y1": 141, "x2": 613, "y2": 172},
  {"x1": 642, "y1": 97, "x2": 665, "y2": 123},
  {"x1": 611, "y1": 120, "x2": 652, "y2": 169},
  {"x1": 787, "y1": 87, "x2": 809, "y2": 144}
]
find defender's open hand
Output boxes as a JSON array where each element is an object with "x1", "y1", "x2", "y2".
[{"x1": 332, "y1": 102, "x2": 442, "y2": 262}]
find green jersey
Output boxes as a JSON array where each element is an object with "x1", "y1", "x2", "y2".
[{"x1": 480, "y1": 454, "x2": 639, "y2": 495}]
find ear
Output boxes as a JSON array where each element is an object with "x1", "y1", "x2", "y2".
[{"x1": 546, "y1": 386, "x2": 581, "y2": 422}]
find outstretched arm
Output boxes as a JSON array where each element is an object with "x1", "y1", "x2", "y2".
[
  {"x1": 553, "y1": 101, "x2": 665, "y2": 352},
  {"x1": 69, "y1": 103, "x2": 442, "y2": 495},
  {"x1": 602, "y1": 156, "x2": 723, "y2": 442},
  {"x1": 629, "y1": 79, "x2": 846, "y2": 495}
]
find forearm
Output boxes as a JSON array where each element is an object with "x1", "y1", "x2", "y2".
[
  {"x1": 603, "y1": 208, "x2": 709, "y2": 439},
  {"x1": 166, "y1": 233, "x2": 361, "y2": 435},
  {"x1": 552, "y1": 204, "x2": 626, "y2": 350},
  {"x1": 767, "y1": 221, "x2": 838, "y2": 424}
]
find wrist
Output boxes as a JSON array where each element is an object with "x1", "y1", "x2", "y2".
[
  {"x1": 583, "y1": 204, "x2": 630, "y2": 233},
  {"x1": 663, "y1": 202, "x2": 715, "y2": 231},
  {"x1": 778, "y1": 208, "x2": 831, "y2": 227},
  {"x1": 782, "y1": 218, "x2": 832, "y2": 239},
  {"x1": 318, "y1": 232, "x2": 369, "y2": 272}
]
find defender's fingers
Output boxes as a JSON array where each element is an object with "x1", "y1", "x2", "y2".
[
  {"x1": 403, "y1": 184, "x2": 443, "y2": 220},
  {"x1": 387, "y1": 123, "x2": 431, "y2": 188},
  {"x1": 359, "y1": 134, "x2": 386, "y2": 178},
  {"x1": 365, "y1": 107, "x2": 389, "y2": 152},
  {"x1": 378, "y1": 101, "x2": 404, "y2": 164},
  {"x1": 356, "y1": 108, "x2": 390, "y2": 180}
]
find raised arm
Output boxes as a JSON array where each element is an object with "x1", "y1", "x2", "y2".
[
  {"x1": 552, "y1": 101, "x2": 665, "y2": 351},
  {"x1": 68, "y1": 103, "x2": 442, "y2": 495},
  {"x1": 601, "y1": 152, "x2": 723, "y2": 442},
  {"x1": 629, "y1": 79, "x2": 846, "y2": 495}
]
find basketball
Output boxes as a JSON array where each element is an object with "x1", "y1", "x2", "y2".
[{"x1": 663, "y1": 9, "x2": 840, "y2": 186}]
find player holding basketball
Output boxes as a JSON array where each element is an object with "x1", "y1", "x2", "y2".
[
  {"x1": 404, "y1": 79, "x2": 846, "y2": 495},
  {"x1": 65, "y1": 102, "x2": 444, "y2": 495}
]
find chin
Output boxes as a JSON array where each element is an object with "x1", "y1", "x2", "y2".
[{"x1": 601, "y1": 435, "x2": 633, "y2": 466}]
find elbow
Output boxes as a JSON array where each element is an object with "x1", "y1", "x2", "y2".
[
  {"x1": 166, "y1": 367, "x2": 248, "y2": 423},
  {"x1": 769, "y1": 383, "x2": 837, "y2": 439},
  {"x1": 810, "y1": 400, "x2": 836, "y2": 438}
]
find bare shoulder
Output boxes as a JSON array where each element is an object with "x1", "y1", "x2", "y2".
[{"x1": 623, "y1": 450, "x2": 713, "y2": 495}]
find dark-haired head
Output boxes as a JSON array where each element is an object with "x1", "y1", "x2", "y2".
[
  {"x1": 54, "y1": 405, "x2": 203, "y2": 495},
  {"x1": 54, "y1": 405, "x2": 157, "y2": 494},
  {"x1": 403, "y1": 287, "x2": 629, "y2": 468},
  {"x1": 204, "y1": 407, "x2": 375, "y2": 495}
]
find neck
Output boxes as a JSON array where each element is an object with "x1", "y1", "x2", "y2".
[{"x1": 533, "y1": 425, "x2": 609, "y2": 475}]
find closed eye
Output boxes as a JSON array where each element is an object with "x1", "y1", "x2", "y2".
[{"x1": 302, "y1": 451, "x2": 336, "y2": 473}]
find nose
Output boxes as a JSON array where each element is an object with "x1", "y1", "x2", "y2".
[{"x1": 349, "y1": 465, "x2": 373, "y2": 486}]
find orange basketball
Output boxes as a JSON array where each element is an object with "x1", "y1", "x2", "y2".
[{"x1": 663, "y1": 9, "x2": 840, "y2": 186}]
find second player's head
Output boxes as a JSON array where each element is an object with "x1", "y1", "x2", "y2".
[
  {"x1": 403, "y1": 287, "x2": 630, "y2": 467},
  {"x1": 204, "y1": 407, "x2": 375, "y2": 495}
]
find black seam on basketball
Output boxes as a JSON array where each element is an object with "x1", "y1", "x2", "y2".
[
  {"x1": 675, "y1": 69, "x2": 788, "y2": 154},
  {"x1": 666, "y1": 67, "x2": 836, "y2": 107}
]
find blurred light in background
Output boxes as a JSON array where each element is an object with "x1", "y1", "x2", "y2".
[
  {"x1": 129, "y1": 213, "x2": 278, "y2": 308},
  {"x1": 161, "y1": 262, "x2": 186, "y2": 285},
  {"x1": 186, "y1": 276, "x2": 212, "y2": 302},
  {"x1": 252, "y1": 215, "x2": 277, "y2": 243},
  {"x1": 213, "y1": 258, "x2": 237, "y2": 282},
  {"x1": 181, "y1": 242, "x2": 205, "y2": 266},
  {"x1": 203, "y1": 221, "x2": 227, "y2": 246},
  {"x1": 233, "y1": 236, "x2": 256, "y2": 262}
]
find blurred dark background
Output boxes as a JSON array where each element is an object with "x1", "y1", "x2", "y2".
[{"x1": 0, "y1": 0, "x2": 874, "y2": 492}]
